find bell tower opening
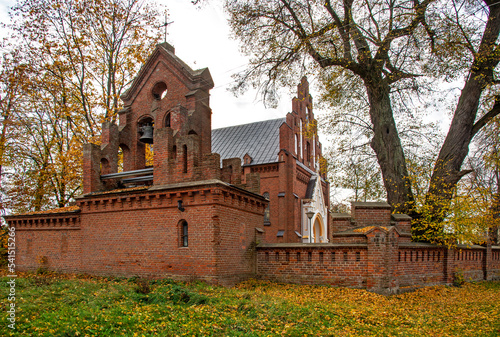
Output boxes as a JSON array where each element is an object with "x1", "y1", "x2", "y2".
[
  {"x1": 138, "y1": 117, "x2": 154, "y2": 168},
  {"x1": 152, "y1": 81, "x2": 167, "y2": 100}
]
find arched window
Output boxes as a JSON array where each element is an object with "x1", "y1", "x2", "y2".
[
  {"x1": 263, "y1": 192, "x2": 270, "y2": 225},
  {"x1": 180, "y1": 220, "x2": 188, "y2": 247},
  {"x1": 172, "y1": 145, "x2": 177, "y2": 160},
  {"x1": 118, "y1": 144, "x2": 130, "y2": 172},
  {"x1": 182, "y1": 145, "x2": 188, "y2": 173},
  {"x1": 100, "y1": 158, "x2": 110, "y2": 175},
  {"x1": 299, "y1": 119, "x2": 303, "y2": 159},
  {"x1": 165, "y1": 113, "x2": 171, "y2": 127},
  {"x1": 306, "y1": 142, "x2": 311, "y2": 164}
]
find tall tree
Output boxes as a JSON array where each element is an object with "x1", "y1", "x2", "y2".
[
  {"x1": 1, "y1": 0, "x2": 163, "y2": 213},
  {"x1": 225, "y1": 0, "x2": 500, "y2": 230}
]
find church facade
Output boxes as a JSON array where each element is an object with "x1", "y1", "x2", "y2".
[{"x1": 5, "y1": 43, "x2": 500, "y2": 292}]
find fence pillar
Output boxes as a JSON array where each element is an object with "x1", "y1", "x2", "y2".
[
  {"x1": 484, "y1": 242, "x2": 493, "y2": 280},
  {"x1": 365, "y1": 227, "x2": 399, "y2": 294},
  {"x1": 443, "y1": 248, "x2": 455, "y2": 284}
]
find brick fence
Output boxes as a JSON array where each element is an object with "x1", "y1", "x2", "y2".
[{"x1": 256, "y1": 242, "x2": 500, "y2": 293}]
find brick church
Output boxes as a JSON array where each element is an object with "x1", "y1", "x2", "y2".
[
  {"x1": 5, "y1": 43, "x2": 329, "y2": 284},
  {"x1": 6, "y1": 43, "x2": 500, "y2": 292}
]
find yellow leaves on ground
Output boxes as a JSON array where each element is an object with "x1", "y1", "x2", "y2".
[{"x1": 0, "y1": 271, "x2": 498, "y2": 336}]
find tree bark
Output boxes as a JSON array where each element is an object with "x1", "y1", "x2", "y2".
[
  {"x1": 425, "y1": 3, "x2": 500, "y2": 226},
  {"x1": 365, "y1": 75, "x2": 414, "y2": 213}
]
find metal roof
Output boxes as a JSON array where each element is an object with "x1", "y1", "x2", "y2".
[
  {"x1": 212, "y1": 118, "x2": 286, "y2": 165},
  {"x1": 305, "y1": 175, "x2": 317, "y2": 199}
]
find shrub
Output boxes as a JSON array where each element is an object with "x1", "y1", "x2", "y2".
[{"x1": 453, "y1": 269, "x2": 465, "y2": 287}]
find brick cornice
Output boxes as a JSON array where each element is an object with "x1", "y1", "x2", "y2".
[
  {"x1": 6, "y1": 213, "x2": 81, "y2": 230},
  {"x1": 76, "y1": 180, "x2": 267, "y2": 216}
]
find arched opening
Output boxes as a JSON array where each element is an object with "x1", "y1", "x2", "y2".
[
  {"x1": 152, "y1": 81, "x2": 167, "y2": 100},
  {"x1": 164, "y1": 112, "x2": 171, "y2": 127},
  {"x1": 100, "y1": 158, "x2": 110, "y2": 175},
  {"x1": 179, "y1": 220, "x2": 188, "y2": 247},
  {"x1": 172, "y1": 145, "x2": 177, "y2": 160},
  {"x1": 263, "y1": 192, "x2": 270, "y2": 225},
  {"x1": 182, "y1": 144, "x2": 188, "y2": 173},
  {"x1": 228, "y1": 165, "x2": 232, "y2": 184},
  {"x1": 118, "y1": 144, "x2": 130, "y2": 172},
  {"x1": 117, "y1": 147, "x2": 124, "y2": 173},
  {"x1": 138, "y1": 116, "x2": 154, "y2": 168},
  {"x1": 188, "y1": 130, "x2": 197, "y2": 135},
  {"x1": 306, "y1": 142, "x2": 311, "y2": 164},
  {"x1": 145, "y1": 144, "x2": 154, "y2": 167},
  {"x1": 312, "y1": 215, "x2": 325, "y2": 243}
]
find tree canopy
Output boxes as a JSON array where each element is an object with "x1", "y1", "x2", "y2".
[
  {"x1": 0, "y1": 0, "x2": 163, "y2": 213},
  {"x1": 225, "y1": 0, "x2": 500, "y2": 242}
]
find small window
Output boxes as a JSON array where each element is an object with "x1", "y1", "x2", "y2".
[
  {"x1": 263, "y1": 192, "x2": 270, "y2": 225},
  {"x1": 277, "y1": 230, "x2": 284, "y2": 237},
  {"x1": 165, "y1": 113, "x2": 171, "y2": 127},
  {"x1": 180, "y1": 220, "x2": 188, "y2": 247},
  {"x1": 183, "y1": 144, "x2": 188, "y2": 173}
]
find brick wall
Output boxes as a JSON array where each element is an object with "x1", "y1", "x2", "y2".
[
  {"x1": 8, "y1": 181, "x2": 267, "y2": 286},
  {"x1": 257, "y1": 244, "x2": 368, "y2": 287},
  {"x1": 256, "y1": 243, "x2": 500, "y2": 292},
  {"x1": 397, "y1": 245, "x2": 447, "y2": 286},
  {"x1": 8, "y1": 213, "x2": 82, "y2": 273}
]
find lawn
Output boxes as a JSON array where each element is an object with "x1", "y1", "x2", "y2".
[{"x1": 0, "y1": 271, "x2": 499, "y2": 336}]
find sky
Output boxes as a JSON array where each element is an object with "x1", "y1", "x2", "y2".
[{"x1": 0, "y1": 0, "x2": 314, "y2": 129}]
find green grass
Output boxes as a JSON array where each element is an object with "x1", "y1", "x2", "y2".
[{"x1": 0, "y1": 271, "x2": 499, "y2": 336}]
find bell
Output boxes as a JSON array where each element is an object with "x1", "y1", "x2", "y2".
[{"x1": 139, "y1": 124, "x2": 154, "y2": 144}]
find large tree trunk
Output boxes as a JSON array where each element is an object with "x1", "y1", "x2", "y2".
[
  {"x1": 425, "y1": 3, "x2": 500, "y2": 229},
  {"x1": 365, "y1": 77, "x2": 414, "y2": 214}
]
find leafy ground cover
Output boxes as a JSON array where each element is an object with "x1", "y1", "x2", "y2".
[{"x1": 0, "y1": 270, "x2": 499, "y2": 336}]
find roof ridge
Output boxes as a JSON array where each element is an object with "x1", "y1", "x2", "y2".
[{"x1": 212, "y1": 117, "x2": 286, "y2": 131}]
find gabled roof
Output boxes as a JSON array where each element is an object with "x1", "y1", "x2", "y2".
[{"x1": 212, "y1": 118, "x2": 286, "y2": 165}]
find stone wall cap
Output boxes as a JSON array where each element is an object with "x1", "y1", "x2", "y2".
[
  {"x1": 4, "y1": 205, "x2": 81, "y2": 219},
  {"x1": 151, "y1": 179, "x2": 267, "y2": 201},
  {"x1": 333, "y1": 225, "x2": 399, "y2": 236},
  {"x1": 399, "y1": 242, "x2": 487, "y2": 249},
  {"x1": 455, "y1": 244, "x2": 487, "y2": 250},
  {"x1": 331, "y1": 213, "x2": 351, "y2": 219},
  {"x1": 149, "y1": 179, "x2": 230, "y2": 191},
  {"x1": 78, "y1": 186, "x2": 148, "y2": 198},
  {"x1": 351, "y1": 201, "x2": 391, "y2": 209},
  {"x1": 392, "y1": 214, "x2": 412, "y2": 220},
  {"x1": 257, "y1": 243, "x2": 368, "y2": 248}
]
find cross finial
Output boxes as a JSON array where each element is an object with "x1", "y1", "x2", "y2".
[{"x1": 161, "y1": 13, "x2": 174, "y2": 43}]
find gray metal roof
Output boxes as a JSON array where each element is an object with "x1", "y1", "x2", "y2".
[
  {"x1": 305, "y1": 175, "x2": 317, "y2": 199},
  {"x1": 212, "y1": 118, "x2": 286, "y2": 165}
]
